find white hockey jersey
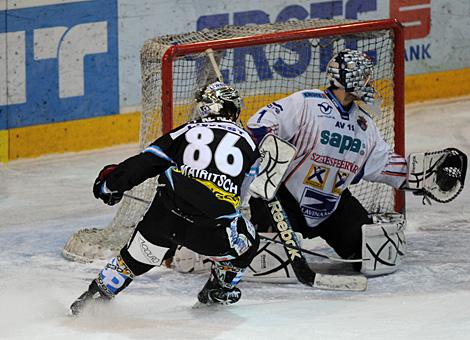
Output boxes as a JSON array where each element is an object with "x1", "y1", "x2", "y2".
[{"x1": 247, "y1": 88, "x2": 407, "y2": 227}]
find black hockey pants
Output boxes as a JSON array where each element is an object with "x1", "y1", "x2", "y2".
[{"x1": 121, "y1": 187, "x2": 259, "y2": 276}]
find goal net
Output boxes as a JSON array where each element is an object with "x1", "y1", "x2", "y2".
[{"x1": 63, "y1": 18, "x2": 405, "y2": 263}]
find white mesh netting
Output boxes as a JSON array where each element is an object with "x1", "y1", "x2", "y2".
[{"x1": 63, "y1": 18, "x2": 403, "y2": 262}]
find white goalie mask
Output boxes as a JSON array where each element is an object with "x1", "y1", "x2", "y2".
[
  {"x1": 327, "y1": 49, "x2": 377, "y2": 105},
  {"x1": 194, "y1": 82, "x2": 242, "y2": 121}
]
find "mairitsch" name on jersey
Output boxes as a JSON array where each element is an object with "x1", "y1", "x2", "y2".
[{"x1": 179, "y1": 164, "x2": 238, "y2": 194}]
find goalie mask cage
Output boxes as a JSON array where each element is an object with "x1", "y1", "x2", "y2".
[{"x1": 63, "y1": 18, "x2": 405, "y2": 263}]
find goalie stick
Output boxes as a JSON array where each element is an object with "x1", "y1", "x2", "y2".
[
  {"x1": 258, "y1": 235, "x2": 363, "y2": 264},
  {"x1": 247, "y1": 135, "x2": 367, "y2": 289},
  {"x1": 265, "y1": 197, "x2": 367, "y2": 291}
]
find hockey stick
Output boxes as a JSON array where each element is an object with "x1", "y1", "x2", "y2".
[
  {"x1": 205, "y1": 48, "x2": 224, "y2": 82},
  {"x1": 266, "y1": 197, "x2": 367, "y2": 291},
  {"x1": 259, "y1": 235, "x2": 363, "y2": 264},
  {"x1": 123, "y1": 192, "x2": 151, "y2": 205}
]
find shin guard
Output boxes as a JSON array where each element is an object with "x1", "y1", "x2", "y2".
[{"x1": 96, "y1": 255, "x2": 135, "y2": 297}]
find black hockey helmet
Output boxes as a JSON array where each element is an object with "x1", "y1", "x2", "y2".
[{"x1": 195, "y1": 82, "x2": 242, "y2": 121}]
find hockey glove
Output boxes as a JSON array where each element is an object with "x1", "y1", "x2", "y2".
[
  {"x1": 406, "y1": 148, "x2": 467, "y2": 204},
  {"x1": 93, "y1": 164, "x2": 123, "y2": 206}
]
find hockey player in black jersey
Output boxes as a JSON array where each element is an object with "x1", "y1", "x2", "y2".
[{"x1": 70, "y1": 82, "x2": 260, "y2": 315}]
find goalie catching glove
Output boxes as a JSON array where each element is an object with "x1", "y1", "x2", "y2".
[
  {"x1": 93, "y1": 164, "x2": 124, "y2": 206},
  {"x1": 405, "y1": 148, "x2": 467, "y2": 204}
]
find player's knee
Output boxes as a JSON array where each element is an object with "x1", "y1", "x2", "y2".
[
  {"x1": 223, "y1": 217, "x2": 259, "y2": 269},
  {"x1": 120, "y1": 228, "x2": 173, "y2": 275},
  {"x1": 120, "y1": 247, "x2": 154, "y2": 276}
]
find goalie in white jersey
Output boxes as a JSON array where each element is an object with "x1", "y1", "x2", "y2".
[{"x1": 246, "y1": 49, "x2": 408, "y2": 262}]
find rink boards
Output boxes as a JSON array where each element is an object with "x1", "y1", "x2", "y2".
[{"x1": 1, "y1": 0, "x2": 470, "y2": 162}]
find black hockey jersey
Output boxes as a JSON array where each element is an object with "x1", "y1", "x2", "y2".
[{"x1": 105, "y1": 116, "x2": 259, "y2": 218}]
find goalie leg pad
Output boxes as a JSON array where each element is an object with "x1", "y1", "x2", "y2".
[
  {"x1": 361, "y1": 213, "x2": 406, "y2": 276},
  {"x1": 244, "y1": 232, "x2": 302, "y2": 283},
  {"x1": 176, "y1": 232, "x2": 304, "y2": 283},
  {"x1": 173, "y1": 246, "x2": 212, "y2": 273}
]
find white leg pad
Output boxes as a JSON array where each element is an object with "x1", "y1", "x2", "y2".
[
  {"x1": 244, "y1": 232, "x2": 302, "y2": 283},
  {"x1": 173, "y1": 246, "x2": 212, "y2": 273},
  {"x1": 361, "y1": 213, "x2": 406, "y2": 276},
  {"x1": 172, "y1": 232, "x2": 304, "y2": 283}
]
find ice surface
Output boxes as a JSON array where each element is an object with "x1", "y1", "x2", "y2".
[{"x1": 1, "y1": 97, "x2": 469, "y2": 339}]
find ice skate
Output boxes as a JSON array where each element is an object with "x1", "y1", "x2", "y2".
[
  {"x1": 70, "y1": 280, "x2": 111, "y2": 316},
  {"x1": 196, "y1": 274, "x2": 242, "y2": 306}
]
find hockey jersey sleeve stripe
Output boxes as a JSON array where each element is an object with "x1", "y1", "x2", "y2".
[
  {"x1": 300, "y1": 115, "x2": 316, "y2": 158},
  {"x1": 291, "y1": 100, "x2": 308, "y2": 147},
  {"x1": 143, "y1": 145, "x2": 174, "y2": 163},
  {"x1": 284, "y1": 152, "x2": 312, "y2": 183},
  {"x1": 381, "y1": 170, "x2": 407, "y2": 177},
  {"x1": 164, "y1": 167, "x2": 175, "y2": 189}
]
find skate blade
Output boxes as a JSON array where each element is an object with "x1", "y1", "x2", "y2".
[
  {"x1": 192, "y1": 300, "x2": 215, "y2": 309},
  {"x1": 192, "y1": 300, "x2": 231, "y2": 309}
]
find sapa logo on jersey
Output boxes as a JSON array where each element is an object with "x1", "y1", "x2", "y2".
[
  {"x1": 320, "y1": 130, "x2": 363, "y2": 154},
  {"x1": 0, "y1": 0, "x2": 118, "y2": 130}
]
